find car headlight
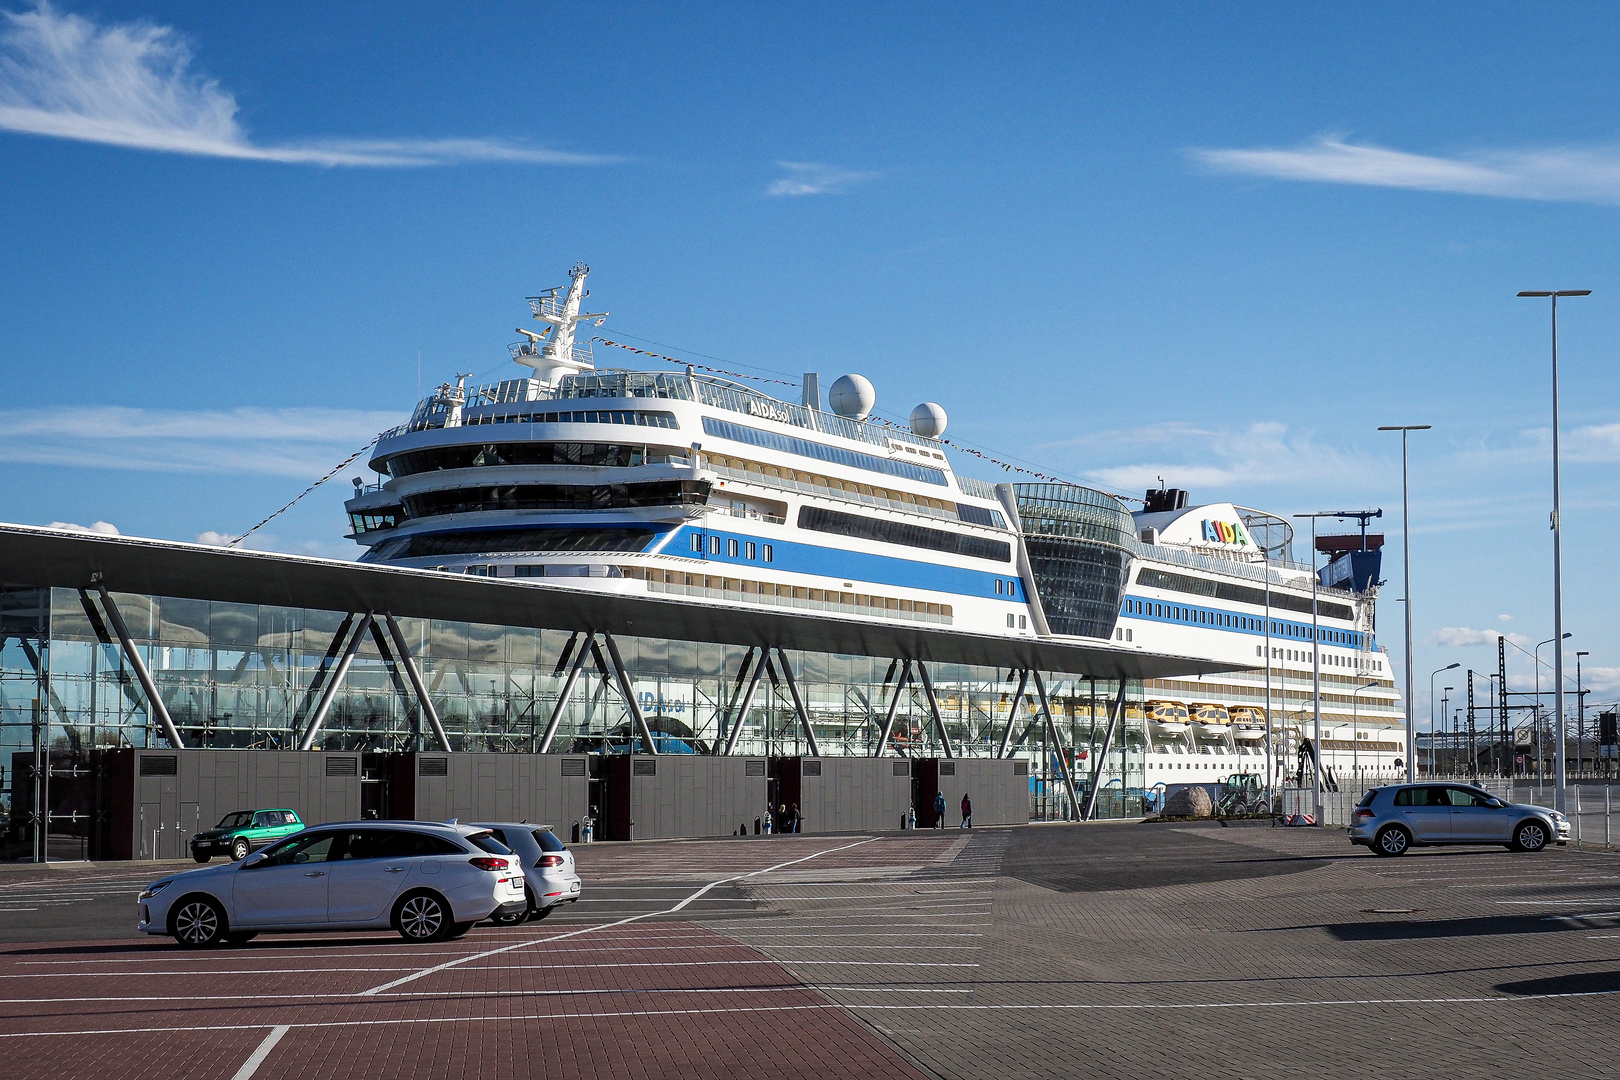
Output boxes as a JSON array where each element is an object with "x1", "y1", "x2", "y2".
[
  {"x1": 1550, "y1": 811, "x2": 1567, "y2": 822},
  {"x1": 138, "y1": 880, "x2": 172, "y2": 901}
]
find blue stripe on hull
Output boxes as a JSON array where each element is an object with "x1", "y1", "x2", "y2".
[
  {"x1": 1121, "y1": 595, "x2": 1371, "y2": 649},
  {"x1": 658, "y1": 524, "x2": 1023, "y2": 601}
]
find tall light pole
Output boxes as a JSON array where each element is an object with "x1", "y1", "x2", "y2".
[
  {"x1": 1518, "y1": 288, "x2": 1589, "y2": 810},
  {"x1": 1379, "y1": 425, "x2": 1431, "y2": 784},
  {"x1": 1295, "y1": 510, "x2": 1380, "y2": 818},
  {"x1": 1430, "y1": 662, "x2": 1459, "y2": 777}
]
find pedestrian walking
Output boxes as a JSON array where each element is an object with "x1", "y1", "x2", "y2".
[
  {"x1": 788, "y1": 802, "x2": 801, "y2": 834},
  {"x1": 933, "y1": 790, "x2": 947, "y2": 829},
  {"x1": 960, "y1": 792, "x2": 973, "y2": 829},
  {"x1": 762, "y1": 804, "x2": 773, "y2": 834}
]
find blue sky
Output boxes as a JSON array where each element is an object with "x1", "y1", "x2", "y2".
[{"x1": 2, "y1": 2, "x2": 1618, "y2": 716}]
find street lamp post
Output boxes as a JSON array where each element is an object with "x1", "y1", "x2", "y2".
[
  {"x1": 1535, "y1": 632, "x2": 1572, "y2": 786},
  {"x1": 1352, "y1": 679, "x2": 1379, "y2": 781},
  {"x1": 1441, "y1": 687, "x2": 1455, "y2": 774},
  {"x1": 1430, "y1": 662, "x2": 1459, "y2": 777},
  {"x1": 1379, "y1": 425, "x2": 1431, "y2": 784},
  {"x1": 1518, "y1": 288, "x2": 1590, "y2": 811},
  {"x1": 1577, "y1": 651, "x2": 1589, "y2": 778}
]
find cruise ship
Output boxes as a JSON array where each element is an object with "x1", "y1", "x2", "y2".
[{"x1": 344, "y1": 264, "x2": 1406, "y2": 798}]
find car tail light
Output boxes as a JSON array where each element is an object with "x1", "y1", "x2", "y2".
[
  {"x1": 536, "y1": 854, "x2": 565, "y2": 868},
  {"x1": 1354, "y1": 808, "x2": 1375, "y2": 819},
  {"x1": 469, "y1": 857, "x2": 510, "y2": 871}
]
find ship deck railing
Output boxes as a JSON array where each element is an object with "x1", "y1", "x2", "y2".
[
  {"x1": 645, "y1": 577, "x2": 952, "y2": 625},
  {"x1": 705, "y1": 461, "x2": 958, "y2": 522}
]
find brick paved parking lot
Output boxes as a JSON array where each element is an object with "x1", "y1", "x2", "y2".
[{"x1": 3, "y1": 824, "x2": 1620, "y2": 1079}]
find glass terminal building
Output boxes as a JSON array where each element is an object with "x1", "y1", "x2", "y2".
[{"x1": 0, "y1": 499, "x2": 1234, "y2": 861}]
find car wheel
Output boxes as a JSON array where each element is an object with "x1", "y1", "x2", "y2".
[
  {"x1": 192, "y1": 852, "x2": 211, "y2": 864},
  {"x1": 1513, "y1": 821, "x2": 1549, "y2": 852},
  {"x1": 394, "y1": 890, "x2": 452, "y2": 943},
  {"x1": 1373, "y1": 825, "x2": 1410, "y2": 857},
  {"x1": 223, "y1": 931, "x2": 258, "y2": 945},
  {"x1": 170, "y1": 895, "x2": 227, "y2": 948},
  {"x1": 230, "y1": 837, "x2": 251, "y2": 861},
  {"x1": 1254, "y1": 799, "x2": 1271, "y2": 816}
]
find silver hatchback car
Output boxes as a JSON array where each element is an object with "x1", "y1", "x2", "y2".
[{"x1": 1349, "y1": 783, "x2": 1569, "y2": 856}]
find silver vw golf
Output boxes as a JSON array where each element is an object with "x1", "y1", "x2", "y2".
[{"x1": 1349, "y1": 783, "x2": 1569, "y2": 856}]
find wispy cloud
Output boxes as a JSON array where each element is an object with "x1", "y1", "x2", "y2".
[
  {"x1": 1433, "y1": 626, "x2": 1530, "y2": 649},
  {"x1": 0, "y1": 405, "x2": 400, "y2": 476},
  {"x1": 1043, "y1": 420, "x2": 1378, "y2": 495},
  {"x1": 0, "y1": 4, "x2": 614, "y2": 166},
  {"x1": 1191, "y1": 134, "x2": 1620, "y2": 206},
  {"x1": 766, "y1": 161, "x2": 881, "y2": 197}
]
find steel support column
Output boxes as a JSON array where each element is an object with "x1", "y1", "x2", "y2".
[
  {"x1": 774, "y1": 648, "x2": 820, "y2": 758},
  {"x1": 1082, "y1": 680, "x2": 1129, "y2": 821},
  {"x1": 915, "y1": 661, "x2": 955, "y2": 759},
  {"x1": 94, "y1": 585, "x2": 185, "y2": 750},
  {"x1": 873, "y1": 660, "x2": 912, "y2": 757},
  {"x1": 1033, "y1": 670, "x2": 1080, "y2": 819},
  {"x1": 537, "y1": 632, "x2": 591, "y2": 754},
  {"x1": 718, "y1": 647, "x2": 758, "y2": 752},
  {"x1": 299, "y1": 612, "x2": 372, "y2": 751},
  {"x1": 998, "y1": 669, "x2": 1030, "y2": 759},
  {"x1": 603, "y1": 633, "x2": 658, "y2": 754},
  {"x1": 724, "y1": 649, "x2": 768, "y2": 756},
  {"x1": 382, "y1": 614, "x2": 452, "y2": 753}
]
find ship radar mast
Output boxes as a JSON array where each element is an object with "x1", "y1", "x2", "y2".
[{"x1": 516, "y1": 262, "x2": 609, "y2": 387}]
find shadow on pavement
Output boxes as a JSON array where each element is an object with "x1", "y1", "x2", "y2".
[
  {"x1": 1497, "y1": 970, "x2": 1620, "y2": 996},
  {"x1": 1004, "y1": 824, "x2": 1320, "y2": 892}
]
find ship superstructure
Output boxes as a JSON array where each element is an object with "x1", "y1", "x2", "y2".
[{"x1": 345, "y1": 264, "x2": 1405, "y2": 795}]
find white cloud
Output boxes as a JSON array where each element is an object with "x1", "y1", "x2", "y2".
[
  {"x1": 766, "y1": 161, "x2": 880, "y2": 197},
  {"x1": 1497, "y1": 613, "x2": 1514, "y2": 623},
  {"x1": 1432, "y1": 626, "x2": 1531, "y2": 648},
  {"x1": 47, "y1": 519, "x2": 119, "y2": 534},
  {"x1": 0, "y1": 405, "x2": 401, "y2": 477},
  {"x1": 1584, "y1": 666, "x2": 1620, "y2": 696},
  {"x1": 0, "y1": 4, "x2": 614, "y2": 166},
  {"x1": 194, "y1": 530, "x2": 233, "y2": 546},
  {"x1": 1047, "y1": 420, "x2": 1377, "y2": 495},
  {"x1": 1190, "y1": 134, "x2": 1620, "y2": 206}
]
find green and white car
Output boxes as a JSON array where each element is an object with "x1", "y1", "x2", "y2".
[{"x1": 190, "y1": 809, "x2": 304, "y2": 862}]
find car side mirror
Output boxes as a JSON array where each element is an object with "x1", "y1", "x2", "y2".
[
  {"x1": 242, "y1": 851, "x2": 268, "y2": 868},
  {"x1": 1486, "y1": 798, "x2": 1505, "y2": 808}
]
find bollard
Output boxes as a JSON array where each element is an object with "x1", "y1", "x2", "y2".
[
  {"x1": 1607, "y1": 786, "x2": 1612, "y2": 851},
  {"x1": 1574, "y1": 786, "x2": 1582, "y2": 847}
]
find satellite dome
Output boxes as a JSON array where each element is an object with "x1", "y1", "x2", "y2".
[
  {"x1": 910, "y1": 402, "x2": 948, "y2": 439},
  {"x1": 828, "y1": 374, "x2": 876, "y2": 420}
]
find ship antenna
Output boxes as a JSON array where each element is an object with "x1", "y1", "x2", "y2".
[{"x1": 517, "y1": 262, "x2": 610, "y2": 388}]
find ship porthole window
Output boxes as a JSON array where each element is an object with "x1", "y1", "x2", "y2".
[
  {"x1": 1125, "y1": 628, "x2": 1132, "y2": 641},
  {"x1": 691, "y1": 534, "x2": 703, "y2": 552},
  {"x1": 995, "y1": 580, "x2": 1003, "y2": 595},
  {"x1": 1007, "y1": 613, "x2": 1016, "y2": 628},
  {"x1": 1020, "y1": 615, "x2": 1028, "y2": 630},
  {"x1": 710, "y1": 536, "x2": 721, "y2": 554},
  {"x1": 763, "y1": 544, "x2": 773, "y2": 562},
  {"x1": 727, "y1": 538, "x2": 739, "y2": 557},
  {"x1": 746, "y1": 541, "x2": 757, "y2": 560}
]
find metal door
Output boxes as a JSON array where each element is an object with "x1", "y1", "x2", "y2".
[{"x1": 140, "y1": 803, "x2": 162, "y2": 860}]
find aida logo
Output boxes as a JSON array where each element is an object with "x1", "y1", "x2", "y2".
[{"x1": 1201, "y1": 519, "x2": 1250, "y2": 545}]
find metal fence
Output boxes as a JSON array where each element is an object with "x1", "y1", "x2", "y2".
[{"x1": 1278, "y1": 778, "x2": 1513, "y2": 826}]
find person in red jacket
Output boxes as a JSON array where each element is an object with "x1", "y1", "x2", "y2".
[{"x1": 960, "y1": 792, "x2": 973, "y2": 829}]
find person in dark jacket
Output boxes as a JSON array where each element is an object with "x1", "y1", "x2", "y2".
[
  {"x1": 960, "y1": 792, "x2": 973, "y2": 829},
  {"x1": 787, "y1": 803, "x2": 801, "y2": 833},
  {"x1": 933, "y1": 790, "x2": 947, "y2": 829}
]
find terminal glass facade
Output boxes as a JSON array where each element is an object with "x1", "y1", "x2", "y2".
[{"x1": 0, "y1": 584, "x2": 1148, "y2": 860}]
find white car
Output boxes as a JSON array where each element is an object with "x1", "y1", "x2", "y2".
[
  {"x1": 471, "y1": 822, "x2": 583, "y2": 923},
  {"x1": 138, "y1": 821, "x2": 528, "y2": 947}
]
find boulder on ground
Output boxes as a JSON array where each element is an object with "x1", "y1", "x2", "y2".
[{"x1": 1163, "y1": 786, "x2": 1214, "y2": 818}]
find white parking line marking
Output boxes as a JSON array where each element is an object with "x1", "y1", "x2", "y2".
[
  {"x1": 359, "y1": 837, "x2": 880, "y2": 996},
  {"x1": 228, "y1": 1025, "x2": 288, "y2": 1080}
]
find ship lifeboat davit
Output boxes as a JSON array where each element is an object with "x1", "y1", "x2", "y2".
[{"x1": 1145, "y1": 700, "x2": 1190, "y2": 738}]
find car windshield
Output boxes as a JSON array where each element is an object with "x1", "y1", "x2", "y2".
[
  {"x1": 466, "y1": 831, "x2": 514, "y2": 856},
  {"x1": 534, "y1": 828, "x2": 566, "y2": 852},
  {"x1": 217, "y1": 811, "x2": 253, "y2": 829}
]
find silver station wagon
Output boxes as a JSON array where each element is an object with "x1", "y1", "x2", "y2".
[{"x1": 1349, "y1": 783, "x2": 1569, "y2": 856}]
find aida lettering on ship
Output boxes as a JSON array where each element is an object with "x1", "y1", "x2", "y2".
[{"x1": 346, "y1": 264, "x2": 1406, "y2": 791}]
